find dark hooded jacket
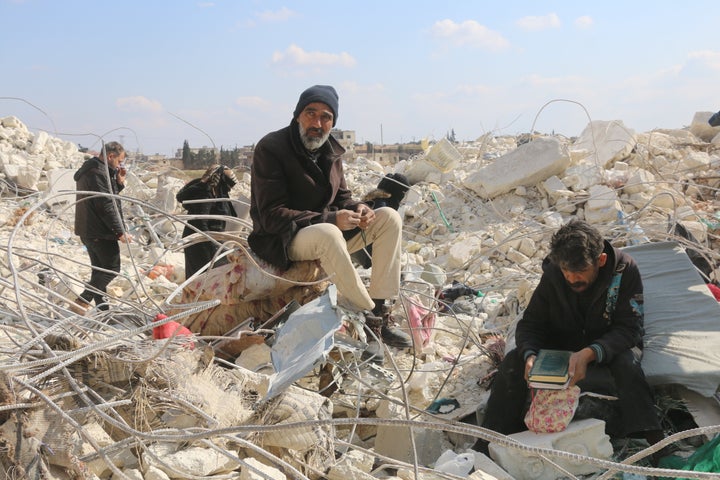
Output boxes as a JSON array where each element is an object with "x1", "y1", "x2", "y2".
[
  {"x1": 516, "y1": 240, "x2": 644, "y2": 365},
  {"x1": 248, "y1": 119, "x2": 360, "y2": 269},
  {"x1": 176, "y1": 177, "x2": 235, "y2": 234},
  {"x1": 73, "y1": 156, "x2": 125, "y2": 240}
]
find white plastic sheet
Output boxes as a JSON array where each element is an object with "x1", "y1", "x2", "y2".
[{"x1": 265, "y1": 285, "x2": 342, "y2": 401}]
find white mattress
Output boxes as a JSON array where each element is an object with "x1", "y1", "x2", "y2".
[{"x1": 624, "y1": 241, "x2": 720, "y2": 397}]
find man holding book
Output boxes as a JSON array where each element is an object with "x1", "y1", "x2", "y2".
[{"x1": 476, "y1": 220, "x2": 663, "y2": 454}]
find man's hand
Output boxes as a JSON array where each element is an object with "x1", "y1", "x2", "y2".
[
  {"x1": 117, "y1": 166, "x2": 127, "y2": 186},
  {"x1": 335, "y1": 209, "x2": 362, "y2": 231},
  {"x1": 568, "y1": 347, "x2": 596, "y2": 386},
  {"x1": 356, "y1": 204, "x2": 375, "y2": 229},
  {"x1": 524, "y1": 354, "x2": 537, "y2": 382},
  {"x1": 117, "y1": 233, "x2": 133, "y2": 244}
]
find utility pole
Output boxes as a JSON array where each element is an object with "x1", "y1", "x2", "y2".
[{"x1": 380, "y1": 123, "x2": 384, "y2": 162}]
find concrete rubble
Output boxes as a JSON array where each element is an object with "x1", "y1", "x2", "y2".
[{"x1": 1, "y1": 112, "x2": 720, "y2": 479}]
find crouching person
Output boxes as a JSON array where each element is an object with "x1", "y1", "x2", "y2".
[{"x1": 475, "y1": 220, "x2": 663, "y2": 455}]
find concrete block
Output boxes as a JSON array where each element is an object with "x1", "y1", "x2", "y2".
[
  {"x1": 240, "y1": 457, "x2": 286, "y2": 480},
  {"x1": 463, "y1": 137, "x2": 570, "y2": 199},
  {"x1": 586, "y1": 184, "x2": 618, "y2": 211},
  {"x1": 489, "y1": 418, "x2": 613, "y2": 480},
  {"x1": 689, "y1": 111, "x2": 718, "y2": 142},
  {"x1": 623, "y1": 168, "x2": 655, "y2": 195},
  {"x1": 471, "y1": 451, "x2": 514, "y2": 479},
  {"x1": 562, "y1": 164, "x2": 603, "y2": 191},
  {"x1": 374, "y1": 399, "x2": 447, "y2": 466},
  {"x1": 542, "y1": 175, "x2": 571, "y2": 203},
  {"x1": 570, "y1": 120, "x2": 636, "y2": 168}
]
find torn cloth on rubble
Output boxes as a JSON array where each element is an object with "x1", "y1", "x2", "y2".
[{"x1": 176, "y1": 250, "x2": 328, "y2": 337}]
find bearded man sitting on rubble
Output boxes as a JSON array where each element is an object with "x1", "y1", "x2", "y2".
[
  {"x1": 475, "y1": 220, "x2": 665, "y2": 459},
  {"x1": 247, "y1": 84, "x2": 412, "y2": 364}
]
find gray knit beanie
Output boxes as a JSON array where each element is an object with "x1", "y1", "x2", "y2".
[{"x1": 293, "y1": 85, "x2": 339, "y2": 126}]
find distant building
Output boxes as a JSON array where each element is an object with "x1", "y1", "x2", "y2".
[
  {"x1": 354, "y1": 142, "x2": 424, "y2": 164},
  {"x1": 331, "y1": 129, "x2": 356, "y2": 150},
  {"x1": 175, "y1": 146, "x2": 218, "y2": 159}
]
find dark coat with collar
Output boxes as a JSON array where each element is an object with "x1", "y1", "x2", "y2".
[
  {"x1": 248, "y1": 120, "x2": 361, "y2": 269},
  {"x1": 73, "y1": 156, "x2": 125, "y2": 240},
  {"x1": 516, "y1": 240, "x2": 645, "y2": 365},
  {"x1": 176, "y1": 177, "x2": 235, "y2": 235}
]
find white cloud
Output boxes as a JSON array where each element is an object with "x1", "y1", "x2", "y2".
[
  {"x1": 116, "y1": 96, "x2": 163, "y2": 114},
  {"x1": 256, "y1": 7, "x2": 296, "y2": 22},
  {"x1": 430, "y1": 19, "x2": 509, "y2": 51},
  {"x1": 686, "y1": 50, "x2": 720, "y2": 70},
  {"x1": 272, "y1": 44, "x2": 356, "y2": 68},
  {"x1": 516, "y1": 13, "x2": 561, "y2": 31},
  {"x1": 574, "y1": 16, "x2": 593, "y2": 29}
]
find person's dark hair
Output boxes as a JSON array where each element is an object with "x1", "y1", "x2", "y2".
[
  {"x1": 548, "y1": 219, "x2": 604, "y2": 271},
  {"x1": 99, "y1": 141, "x2": 125, "y2": 160}
]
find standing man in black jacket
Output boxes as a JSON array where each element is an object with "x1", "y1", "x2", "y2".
[
  {"x1": 477, "y1": 220, "x2": 663, "y2": 453},
  {"x1": 73, "y1": 141, "x2": 131, "y2": 313}
]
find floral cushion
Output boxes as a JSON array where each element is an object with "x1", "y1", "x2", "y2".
[
  {"x1": 524, "y1": 385, "x2": 581, "y2": 433},
  {"x1": 175, "y1": 251, "x2": 328, "y2": 337}
]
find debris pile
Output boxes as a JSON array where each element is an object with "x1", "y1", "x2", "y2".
[{"x1": 1, "y1": 112, "x2": 720, "y2": 479}]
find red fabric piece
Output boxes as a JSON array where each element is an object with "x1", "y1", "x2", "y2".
[
  {"x1": 401, "y1": 294, "x2": 436, "y2": 349},
  {"x1": 152, "y1": 313, "x2": 195, "y2": 349},
  {"x1": 707, "y1": 283, "x2": 720, "y2": 302}
]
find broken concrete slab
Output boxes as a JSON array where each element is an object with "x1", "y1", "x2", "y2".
[
  {"x1": 570, "y1": 120, "x2": 636, "y2": 168},
  {"x1": 463, "y1": 137, "x2": 570, "y2": 199},
  {"x1": 488, "y1": 418, "x2": 613, "y2": 480}
]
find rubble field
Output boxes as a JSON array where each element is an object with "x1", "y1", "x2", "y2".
[{"x1": 1, "y1": 113, "x2": 720, "y2": 479}]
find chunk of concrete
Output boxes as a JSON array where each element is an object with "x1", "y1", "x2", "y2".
[
  {"x1": 374, "y1": 399, "x2": 447, "y2": 466},
  {"x1": 463, "y1": 137, "x2": 570, "y2": 199},
  {"x1": 623, "y1": 168, "x2": 655, "y2": 195},
  {"x1": 470, "y1": 451, "x2": 515, "y2": 479},
  {"x1": 240, "y1": 457, "x2": 286, "y2": 480},
  {"x1": 489, "y1": 418, "x2": 613, "y2": 480},
  {"x1": 689, "y1": 111, "x2": 719, "y2": 142},
  {"x1": 570, "y1": 120, "x2": 636, "y2": 168}
]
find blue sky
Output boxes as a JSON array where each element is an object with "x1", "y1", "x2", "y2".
[{"x1": 2, "y1": 1, "x2": 720, "y2": 156}]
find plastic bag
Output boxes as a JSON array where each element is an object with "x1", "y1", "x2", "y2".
[{"x1": 524, "y1": 385, "x2": 581, "y2": 433}]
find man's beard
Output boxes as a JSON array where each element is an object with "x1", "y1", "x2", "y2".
[
  {"x1": 299, "y1": 123, "x2": 330, "y2": 151},
  {"x1": 568, "y1": 281, "x2": 589, "y2": 292}
]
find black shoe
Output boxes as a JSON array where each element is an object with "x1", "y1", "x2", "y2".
[
  {"x1": 472, "y1": 439, "x2": 490, "y2": 456},
  {"x1": 361, "y1": 337, "x2": 385, "y2": 365},
  {"x1": 361, "y1": 313, "x2": 385, "y2": 365},
  {"x1": 379, "y1": 306, "x2": 412, "y2": 348},
  {"x1": 381, "y1": 324, "x2": 412, "y2": 348}
]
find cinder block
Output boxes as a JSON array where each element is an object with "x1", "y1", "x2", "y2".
[{"x1": 489, "y1": 418, "x2": 613, "y2": 480}]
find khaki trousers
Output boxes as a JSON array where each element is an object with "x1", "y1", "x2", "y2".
[{"x1": 287, "y1": 207, "x2": 401, "y2": 311}]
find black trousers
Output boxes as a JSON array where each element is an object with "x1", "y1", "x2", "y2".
[
  {"x1": 181, "y1": 227, "x2": 228, "y2": 279},
  {"x1": 482, "y1": 347, "x2": 662, "y2": 438},
  {"x1": 79, "y1": 238, "x2": 120, "y2": 311}
]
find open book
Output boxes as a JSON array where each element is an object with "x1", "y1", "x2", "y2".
[{"x1": 528, "y1": 349, "x2": 572, "y2": 390}]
